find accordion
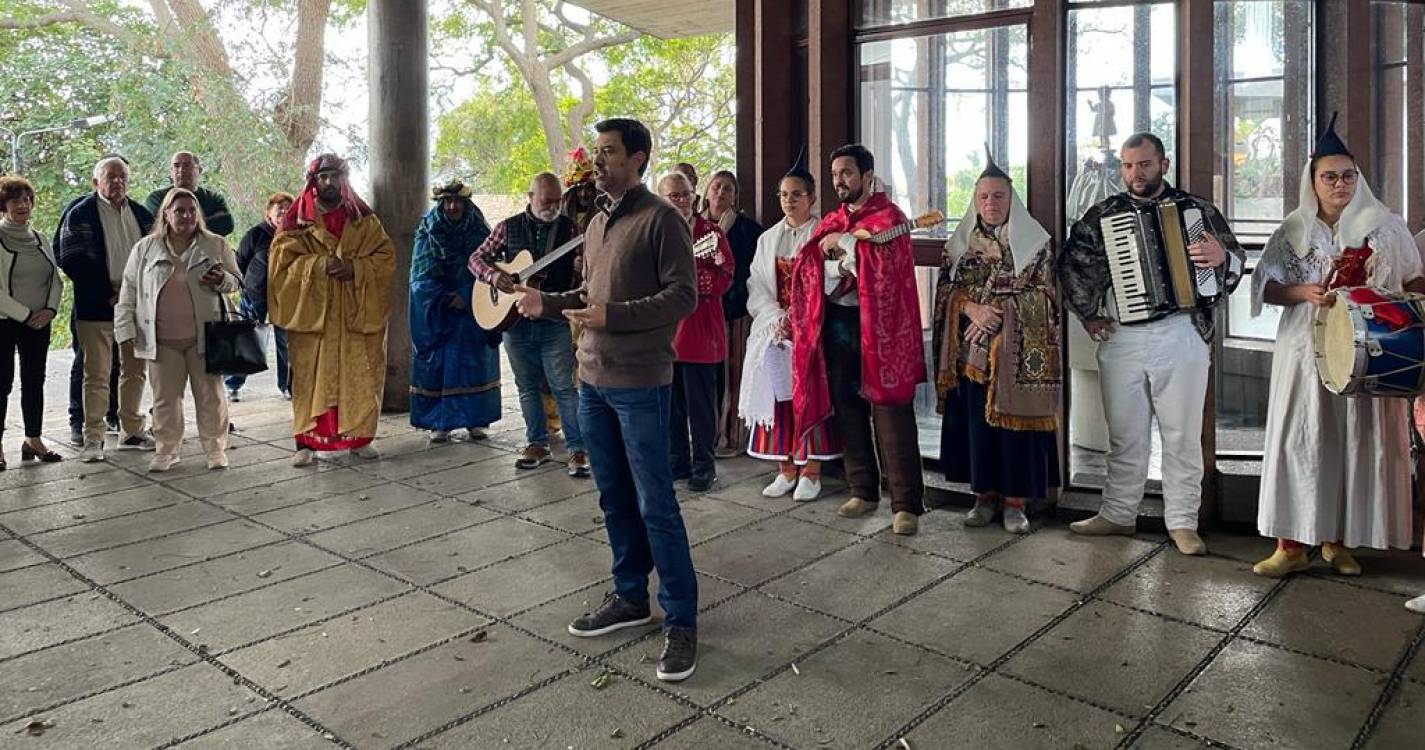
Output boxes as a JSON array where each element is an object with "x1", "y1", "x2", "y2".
[{"x1": 1100, "y1": 200, "x2": 1222, "y2": 324}]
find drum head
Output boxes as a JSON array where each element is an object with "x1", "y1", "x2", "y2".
[{"x1": 1319, "y1": 299, "x2": 1358, "y2": 393}]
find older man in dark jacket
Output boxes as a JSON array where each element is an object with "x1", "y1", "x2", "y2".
[{"x1": 58, "y1": 155, "x2": 154, "y2": 462}]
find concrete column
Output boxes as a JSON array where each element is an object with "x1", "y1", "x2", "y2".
[{"x1": 368, "y1": 0, "x2": 428, "y2": 412}]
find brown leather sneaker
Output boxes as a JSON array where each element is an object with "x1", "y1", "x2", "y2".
[
  {"x1": 567, "y1": 450, "x2": 591, "y2": 478},
  {"x1": 516, "y1": 444, "x2": 551, "y2": 470}
]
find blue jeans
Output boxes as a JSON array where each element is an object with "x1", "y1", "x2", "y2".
[
  {"x1": 224, "y1": 299, "x2": 289, "y2": 395},
  {"x1": 580, "y1": 382, "x2": 698, "y2": 629},
  {"x1": 504, "y1": 319, "x2": 582, "y2": 452}
]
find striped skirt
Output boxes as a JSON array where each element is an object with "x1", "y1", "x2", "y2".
[{"x1": 748, "y1": 399, "x2": 842, "y2": 464}]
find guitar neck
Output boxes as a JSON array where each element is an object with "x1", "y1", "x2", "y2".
[
  {"x1": 516, "y1": 235, "x2": 585, "y2": 282},
  {"x1": 866, "y1": 221, "x2": 915, "y2": 245}
]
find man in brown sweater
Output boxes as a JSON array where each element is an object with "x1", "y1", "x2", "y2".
[{"x1": 514, "y1": 118, "x2": 700, "y2": 682}]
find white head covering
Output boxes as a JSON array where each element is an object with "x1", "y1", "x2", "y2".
[
  {"x1": 943, "y1": 176, "x2": 1050, "y2": 280},
  {"x1": 1279, "y1": 160, "x2": 1389, "y2": 257}
]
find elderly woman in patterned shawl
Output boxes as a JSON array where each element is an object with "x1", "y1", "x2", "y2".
[
  {"x1": 408, "y1": 180, "x2": 500, "y2": 443},
  {"x1": 932, "y1": 148, "x2": 1060, "y2": 534}
]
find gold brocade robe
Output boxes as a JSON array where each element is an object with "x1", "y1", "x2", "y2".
[{"x1": 268, "y1": 215, "x2": 395, "y2": 440}]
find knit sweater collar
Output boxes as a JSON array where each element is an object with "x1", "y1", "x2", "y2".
[{"x1": 0, "y1": 216, "x2": 40, "y2": 250}]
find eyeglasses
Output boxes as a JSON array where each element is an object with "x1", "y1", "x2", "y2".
[
  {"x1": 776, "y1": 190, "x2": 809, "y2": 200},
  {"x1": 1317, "y1": 170, "x2": 1359, "y2": 186},
  {"x1": 663, "y1": 191, "x2": 692, "y2": 200}
]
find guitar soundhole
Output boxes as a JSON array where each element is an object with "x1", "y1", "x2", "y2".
[{"x1": 489, "y1": 285, "x2": 500, "y2": 303}]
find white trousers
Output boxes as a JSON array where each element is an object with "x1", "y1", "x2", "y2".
[{"x1": 1095, "y1": 314, "x2": 1210, "y2": 530}]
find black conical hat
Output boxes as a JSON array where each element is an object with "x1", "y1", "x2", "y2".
[
  {"x1": 785, "y1": 146, "x2": 814, "y2": 183},
  {"x1": 979, "y1": 143, "x2": 1010, "y2": 180},
  {"x1": 1312, "y1": 112, "x2": 1353, "y2": 158}
]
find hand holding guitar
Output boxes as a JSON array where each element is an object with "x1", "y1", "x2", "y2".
[
  {"x1": 513, "y1": 284, "x2": 543, "y2": 319},
  {"x1": 493, "y1": 271, "x2": 516, "y2": 294}
]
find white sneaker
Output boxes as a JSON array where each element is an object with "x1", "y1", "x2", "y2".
[
  {"x1": 148, "y1": 454, "x2": 181, "y2": 473},
  {"x1": 429, "y1": 430, "x2": 451, "y2": 444},
  {"x1": 80, "y1": 440, "x2": 105, "y2": 463},
  {"x1": 205, "y1": 452, "x2": 228, "y2": 470},
  {"x1": 964, "y1": 503, "x2": 996, "y2": 527},
  {"x1": 762, "y1": 473, "x2": 797, "y2": 498},
  {"x1": 792, "y1": 476, "x2": 822, "y2": 502},
  {"x1": 1002, "y1": 506, "x2": 1030, "y2": 534},
  {"x1": 350, "y1": 444, "x2": 380, "y2": 460},
  {"x1": 292, "y1": 448, "x2": 315, "y2": 467},
  {"x1": 1406, "y1": 593, "x2": 1425, "y2": 614}
]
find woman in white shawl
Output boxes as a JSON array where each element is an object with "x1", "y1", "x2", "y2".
[
  {"x1": 1251, "y1": 114, "x2": 1425, "y2": 578},
  {"x1": 739, "y1": 152, "x2": 842, "y2": 500}
]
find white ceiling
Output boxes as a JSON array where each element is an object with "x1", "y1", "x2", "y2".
[{"x1": 572, "y1": 0, "x2": 734, "y2": 38}]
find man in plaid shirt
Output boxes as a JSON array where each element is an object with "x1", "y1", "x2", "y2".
[{"x1": 468, "y1": 173, "x2": 589, "y2": 477}]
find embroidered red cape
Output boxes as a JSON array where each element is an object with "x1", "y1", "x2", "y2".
[{"x1": 790, "y1": 191, "x2": 926, "y2": 443}]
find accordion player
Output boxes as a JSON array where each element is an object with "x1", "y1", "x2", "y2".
[{"x1": 1099, "y1": 200, "x2": 1223, "y2": 323}]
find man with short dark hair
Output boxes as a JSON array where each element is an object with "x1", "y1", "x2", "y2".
[
  {"x1": 143, "y1": 151, "x2": 235, "y2": 237},
  {"x1": 791, "y1": 143, "x2": 927, "y2": 535},
  {"x1": 513, "y1": 117, "x2": 700, "y2": 682},
  {"x1": 1058, "y1": 132, "x2": 1245, "y2": 556}
]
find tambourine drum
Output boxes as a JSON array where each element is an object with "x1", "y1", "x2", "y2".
[{"x1": 1313, "y1": 286, "x2": 1425, "y2": 397}]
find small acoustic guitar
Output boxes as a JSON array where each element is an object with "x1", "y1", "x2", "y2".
[
  {"x1": 850, "y1": 209, "x2": 946, "y2": 243},
  {"x1": 472, "y1": 235, "x2": 585, "y2": 332}
]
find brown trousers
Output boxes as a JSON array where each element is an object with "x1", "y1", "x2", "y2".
[
  {"x1": 824, "y1": 304, "x2": 925, "y2": 515},
  {"x1": 76, "y1": 320, "x2": 146, "y2": 442},
  {"x1": 717, "y1": 316, "x2": 752, "y2": 454}
]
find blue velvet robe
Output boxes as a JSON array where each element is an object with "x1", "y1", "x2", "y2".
[{"x1": 409, "y1": 200, "x2": 501, "y2": 431}]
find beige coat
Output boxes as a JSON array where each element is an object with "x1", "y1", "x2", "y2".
[{"x1": 115, "y1": 232, "x2": 241, "y2": 359}]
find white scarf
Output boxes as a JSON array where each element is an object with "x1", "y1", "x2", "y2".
[
  {"x1": 1279, "y1": 160, "x2": 1390, "y2": 257},
  {"x1": 739, "y1": 214, "x2": 817, "y2": 428},
  {"x1": 942, "y1": 185, "x2": 1049, "y2": 280}
]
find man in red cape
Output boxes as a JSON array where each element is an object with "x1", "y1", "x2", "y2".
[{"x1": 791, "y1": 144, "x2": 926, "y2": 535}]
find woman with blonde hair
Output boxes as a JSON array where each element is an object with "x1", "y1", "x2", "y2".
[{"x1": 115, "y1": 188, "x2": 241, "y2": 472}]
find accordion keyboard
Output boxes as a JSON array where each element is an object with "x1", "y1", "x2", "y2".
[{"x1": 1101, "y1": 212, "x2": 1154, "y2": 323}]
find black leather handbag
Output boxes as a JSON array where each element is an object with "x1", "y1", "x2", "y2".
[{"x1": 204, "y1": 295, "x2": 268, "y2": 375}]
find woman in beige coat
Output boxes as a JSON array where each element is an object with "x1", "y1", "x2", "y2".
[{"x1": 116, "y1": 189, "x2": 241, "y2": 472}]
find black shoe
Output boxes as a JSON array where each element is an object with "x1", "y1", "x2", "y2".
[
  {"x1": 687, "y1": 474, "x2": 716, "y2": 493},
  {"x1": 567, "y1": 592, "x2": 653, "y2": 637},
  {"x1": 69, "y1": 427, "x2": 84, "y2": 447},
  {"x1": 657, "y1": 626, "x2": 697, "y2": 682},
  {"x1": 21, "y1": 444, "x2": 62, "y2": 463},
  {"x1": 672, "y1": 468, "x2": 693, "y2": 482},
  {"x1": 104, "y1": 416, "x2": 119, "y2": 433}
]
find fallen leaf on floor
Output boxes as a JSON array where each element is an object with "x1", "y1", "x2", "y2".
[
  {"x1": 1114, "y1": 723, "x2": 1125, "y2": 734},
  {"x1": 791, "y1": 663, "x2": 800, "y2": 675},
  {"x1": 471, "y1": 631, "x2": 488, "y2": 643},
  {"x1": 1032, "y1": 722, "x2": 1045, "y2": 729},
  {"x1": 257, "y1": 570, "x2": 272, "y2": 579},
  {"x1": 609, "y1": 728, "x2": 625, "y2": 739},
  {"x1": 276, "y1": 658, "x2": 291, "y2": 668},
  {"x1": 897, "y1": 738, "x2": 912, "y2": 749},
  {"x1": 590, "y1": 669, "x2": 614, "y2": 690},
  {"x1": 22, "y1": 718, "x2": 55, "y2": 736}
]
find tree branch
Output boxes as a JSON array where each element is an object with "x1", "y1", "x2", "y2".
[
  {"x1": 0, "y1": 2, "x2": 154, "y2": 55},
  {"x1": 563, "y1": 60, "x2": 595, "y2": 144},
  {"x1": 544, "y1": 27, "x2": 639, "y2": 70}
]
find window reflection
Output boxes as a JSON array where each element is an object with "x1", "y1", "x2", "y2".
[
  {"x1": 1064, "y1": 1, "x2": 1176, "y2": 490},
  {"x1": 858, "y1": 23, "x2": 1029, "y2": 458},
  {"x1": 859, "y1": 0, "x2": 1033, "y2": 29}
]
